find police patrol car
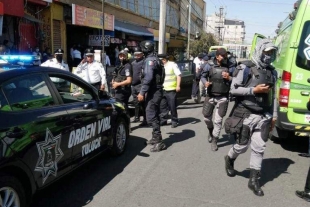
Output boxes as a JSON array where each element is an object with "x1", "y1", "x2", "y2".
[{"x1": 0, "y1": 63, "x2": 130, "y2": 207}]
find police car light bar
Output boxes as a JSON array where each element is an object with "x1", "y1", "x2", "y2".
[{"x1": 0, "y1": 55, "x2": 36, "y2": 61}]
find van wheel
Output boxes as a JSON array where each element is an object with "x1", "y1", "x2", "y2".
[
  {"x1": 110, "y1": 118, "x2": 128, "y2": 156},
  {"x1": 269, "y1": 127, "x2": 293, "y2": 142},
  {"x1": 0, "y1": 174, "x2": 26, "y2": 207}
]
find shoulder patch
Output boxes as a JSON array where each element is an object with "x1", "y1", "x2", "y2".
[{"x1": 148, "y1": 60, "x2": 154, "y2": 66}]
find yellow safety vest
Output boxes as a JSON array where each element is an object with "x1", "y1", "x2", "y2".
[{"x1": 163, "y1": 61, "x2": 177, "y2": 91}]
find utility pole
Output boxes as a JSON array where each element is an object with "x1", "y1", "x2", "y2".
[
  {"x1": 158, "y1": 0, "x2": 167, "y2": 54},
  {"x1": 215, "y1": 6, "x2": 224, "y2": 45},
  {"x1": 102, "y1": 0, "x2": 106, "y2": 69},
  {"x1": 187, "y1": 0, "x2": 192, "y2": 59}
]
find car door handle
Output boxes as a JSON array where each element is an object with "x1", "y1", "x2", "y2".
[
  {"x1": 6, "y1": 128, "x2": 27, "y2": 139},
  {"x1": 301, "y1": 91, "x2": 310, "y2": 96}
]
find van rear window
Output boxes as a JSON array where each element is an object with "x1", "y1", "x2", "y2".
[{"x1": 296, "y1": 21, "x2": 310, "y2": 70}]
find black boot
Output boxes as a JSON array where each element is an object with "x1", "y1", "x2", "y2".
[
  {"x1": 207, "y1": 128, "x2": 213, "y2": 143},
  {"x1": 146, "y1": 133, "x2": 162, "y2": 145},
  {"x1": 150, "y1": 141, "x2": 166, "y2": 152},
  {"x1": 211, "y1": 137, "x2": 218, "y2": 151},
  {"x1": 132, "y1": 107, "x2": 140, "y2": 123},
  {"x1": 248, "y1": 169, "x2": 264, "y2": 196},
  {"x1": 139, "y1": 120, "x2": 148, "y2": 126},
  {"x1": 296, "y1": 167, "x2": 310, "y2": 202},
  {"x1": 295, "y1": 190, "x2": 310, "y2": 202},
  {"x1": 224, "y1": 155, "x2": 236, "y2": 177}
]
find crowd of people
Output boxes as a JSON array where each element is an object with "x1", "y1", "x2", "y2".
[{"x1": 36, "y1": 39, "x2": 309, "y2": 202}]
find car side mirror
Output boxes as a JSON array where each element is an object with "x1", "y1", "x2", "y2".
[{"x1": 98, "y1": 90, "x2": 108, "y2": 99}]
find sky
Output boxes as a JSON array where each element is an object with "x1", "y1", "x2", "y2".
[{"x1": 205, "y1": 0, "x2": 295, "y2": 44}]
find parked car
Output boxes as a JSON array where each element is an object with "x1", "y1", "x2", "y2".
[
  {"x1": 0, "y1": 66, "x2": 130, "y2": 207},
  {"x1": 127, "y1": 60, "x2": 194, "y2": 115}
]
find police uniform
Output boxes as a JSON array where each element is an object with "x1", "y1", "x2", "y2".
[
  {"x1": 113, "y1": 55, "x2": 133, "y2": 110},
  {"x1": 139, "y1": 40, "x2": 165, "y2": 152},
  {"x1": 41, "y1": 49, "x2": 69, "y2": 85},
  {"x1": 159, "y1": 55, "x2": 181, "y2": 128},
  {"x1": 75, "y1": 49, "x2": 107, "y2": 91},
  {"x1": 131, "y1": 49, "x2": 146, "y2": 124},
  {"x1": 224, "y1": 39, "x2": 278, "y2": 197},
  {"x1": 201, "y1": 53, "x2": 235, "y2": 151}
]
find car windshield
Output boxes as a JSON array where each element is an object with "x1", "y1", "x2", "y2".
[{"x1": 296, "y1": 21, "x2": 310, "y2": 70}]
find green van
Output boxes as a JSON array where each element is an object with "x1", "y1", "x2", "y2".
[{"x1": 254, "y1": 0, "x2": 310, "y2": 140}]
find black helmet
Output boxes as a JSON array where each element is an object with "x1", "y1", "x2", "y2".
[
  {"x1": 140, "y1": 40, "x2": 154, "y2": 54},
  {"x1": 54, "y1": 48, "x2": 64, "y2": 54},
  {"x1": 84, "y1": 48, "x2": 94, "y2": 56},
  {"x1": 133, "y1": 46, "x2": 143, "y2": 54}
]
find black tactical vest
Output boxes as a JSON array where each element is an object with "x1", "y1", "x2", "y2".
[
  {"x1": 114, "y1": 65, "x2": 127, "y2": 83},
  {"x1": 240, "y1": 67, "x2": 274, "y2": 112},
  {"x1": 208, "y1": 66, "x2": 230, "y2": 95}
]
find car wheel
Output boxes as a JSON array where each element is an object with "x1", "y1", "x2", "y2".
[
  {"x1": 110, "y1": 118, "x2": 128, "y2": 155},
  {"x1": 0, "y1": 174, "x2": 26, "y2": 207}
]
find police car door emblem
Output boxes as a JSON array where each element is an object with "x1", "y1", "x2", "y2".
[{"x1": 35, "y1": 128, "x2": 64, "y2": 184}]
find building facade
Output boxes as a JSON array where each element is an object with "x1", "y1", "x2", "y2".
[{"x1": 0, "y1": 0, "x2": 205, "y2": 65}]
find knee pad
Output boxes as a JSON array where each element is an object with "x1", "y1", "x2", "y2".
[
  {"x1": 261, "y1": 120, "x2": 272, "y2": 142},
  {"x1": 202, "y1": 98, "x2": 214, "y2": 117},
  {"x1": 237, "y1": 125, "x2": 251, "y2": 145},
  {"x1": 218, "y1": 101, "x2": 229, "y2": 118}
]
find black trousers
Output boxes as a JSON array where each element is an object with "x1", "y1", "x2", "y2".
[
  {"x1": 192, "y1": 79, "x2": 200, "y2": 97},
  {"x1": 115, "y1": 88, "x2": 131, "y2": 112},
  {"x1": 160, "y1": 90, "x2": 178, "y2": 124},
  {"x1": 91, "y1": 82, "x2": 101, "y2": 90},
  {"x1": 132, "y1": 84, "x2": 146, "y2": 119},
  {"x1": 145, "y1": 88, "x2": 163, "y2": 136}
]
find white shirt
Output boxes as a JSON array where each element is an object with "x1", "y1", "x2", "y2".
[
  {"x1": 72, "y1": 49, "x2": 81, "y2": 59},
  {"x1": 41, "y1": 58, "x2": 69, "y2": 82},
  {"x1": 193, "y1": 57, "x2": 203, "y2": 73},
  {"x1": 75, "y1": 60, "x2": 106, "y2": 85}
]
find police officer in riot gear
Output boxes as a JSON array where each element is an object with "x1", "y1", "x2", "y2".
[
  {"x1": 224, "y1": 39, "x2": 278, "y2": 197},
  {"x1": 201, "y1": 48, "x2": 235, "y2": 151},
  {"x1": 137, "y1": 40, "x2": 165, "y2": 152},
  {"x1": 131, "y1": 46, "x2": 147, "y2": 125},
  {"x1": 112, "y1": 50, "x2": 133, "y2": 111}
]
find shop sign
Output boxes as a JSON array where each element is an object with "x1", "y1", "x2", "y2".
[
  {"x1": 72, "y1": 4, "x2": 114, "y2": 31},
  {"x1": 127, "y1": 41, "x2": 138, "y2": 47},
  {"x1": 110, "y1": 38, "x2": 123, "y2": 44},
  {"x1": 89, "y1": 35, "x2": 110, "y2": 47}
]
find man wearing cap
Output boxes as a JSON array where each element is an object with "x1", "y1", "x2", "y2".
[
  {"x1": 131, "y1": 46, "x2": 147, "y2": 125},
  {"x1": 41, "y1": 48, "x2": 69, "y2": 71},
  {"x1": 192, "y1": 53, "x2": 204, "y2": 103},
  {"x1": 158, "y1": 54, "x2": 181, "y2": 128},
  {"x1": 75, "y1": 48, "x2": 107, "y2": 91},
  {"x1": 41, "y1": 48, "x2": 69, "y2": 86},
  {"x1": 111, "y1": 49, "x2": 133, "y2": 111},
  {"x1": 201, "y1": 48, "x2": 235, "y2": 151},
  {"x1": 224, "y1": 39, "x2": 278, "y2": 197}
]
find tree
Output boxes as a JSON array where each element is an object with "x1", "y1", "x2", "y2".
[{"x1": 189, "y1": 32, "x2": 218, "y2": 56}]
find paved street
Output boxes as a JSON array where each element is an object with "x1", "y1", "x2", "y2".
[{"x1": 32, "y1": 99, "x2": 310, "y2": 207}]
